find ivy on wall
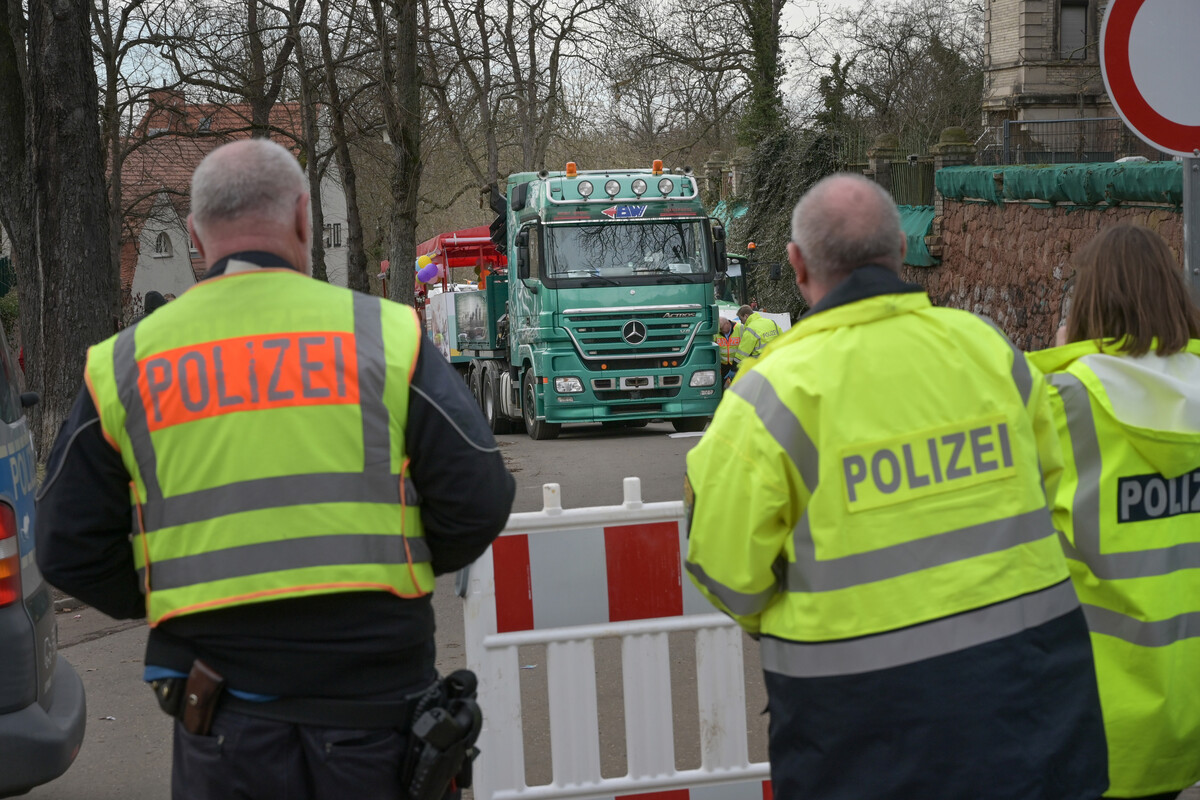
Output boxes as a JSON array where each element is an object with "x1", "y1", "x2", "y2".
[{"x1": 740, "y1": 128, "x2": 844, "y2": 319}]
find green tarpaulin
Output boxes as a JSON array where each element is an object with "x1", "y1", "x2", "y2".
[
  {"x1": 898, "y1": 205, "x2": 938, "y2": 267},
  {"x1": 936, "y1": 162, "x2": 1183, "y2": 206}
]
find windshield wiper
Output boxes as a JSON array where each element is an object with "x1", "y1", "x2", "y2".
[
  {"x1": 579, "y1": 275, "x2": 621, "y2": 287},
  {"x1": 655, "y1": 275, "x2": 691, "y2": 284}
]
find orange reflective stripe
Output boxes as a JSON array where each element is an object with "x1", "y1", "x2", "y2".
[{"x1": 137, "y1": 332, "x2": 360, "y2": 431}]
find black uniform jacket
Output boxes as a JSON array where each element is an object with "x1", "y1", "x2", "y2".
[{"x1": 36, "y1": 252, "x2": 516, "y2": 699}]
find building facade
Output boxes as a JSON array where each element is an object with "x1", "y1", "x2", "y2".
[
  {"x1": 983, "y1": 0, "x2": 1113, "y2": 125},
  {"x1": 121, "y1": 91, "x2": 349, "y2": 317}
]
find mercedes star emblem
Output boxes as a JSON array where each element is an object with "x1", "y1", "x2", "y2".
[{"x1": 622, "y1": 320, "x2": 647, "y2": 345}]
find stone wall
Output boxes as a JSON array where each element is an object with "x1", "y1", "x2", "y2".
[{"x1": 901, "y1": 200, "x2": 1183, "y2": 350}]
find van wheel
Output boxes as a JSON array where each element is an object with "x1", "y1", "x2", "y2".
[{"x1": 522, "y1": 371, "x2": 561, "y2": 441}]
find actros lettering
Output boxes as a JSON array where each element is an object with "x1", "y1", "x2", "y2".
[
  {"x1": 1118, "y1": 468, "x2": 1200, "y2": 523},
  {"x1": 137, "y1": 332, "x2": 359, "y2": 431},
  {"x1": 841, "y1": 417, "x2": 1016, "y2": 512}
]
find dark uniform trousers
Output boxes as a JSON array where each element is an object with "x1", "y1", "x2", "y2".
[{"x1": 173, "y1": 710, "x2": 408, "y2": 800}]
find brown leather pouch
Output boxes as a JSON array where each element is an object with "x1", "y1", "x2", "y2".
[{"x1": 181, "y1": 659, "x2": 226, "y2": 736}]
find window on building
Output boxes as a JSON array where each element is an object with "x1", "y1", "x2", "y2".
[
  {"x1": 153, "y1": 231, "x2": 173, "y2": 258},
  {"x1": 324, "y1": 223, "x2": 342, "y2": 248},
  {"x1": 1061, "y1": 0, "x2": 1089, "y2": 60},
  {"x1": 198, "y1": 116, "x2": 212, "y2": 132}
]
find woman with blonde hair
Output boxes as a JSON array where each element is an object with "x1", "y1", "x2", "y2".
[{"x1": 1030, "y1": 223, "x2": 1200, "y2": 800}]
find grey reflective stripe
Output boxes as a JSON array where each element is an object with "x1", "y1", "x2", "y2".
[
  {"x1": 685, "y1": 560, "x2": 778, "y2": 616},
  {"x1": 113, "y1": 326, "x2": 162, "y2": 501},
  {"x1": 352, "y1": 292, "x2": 392, "y2": 471},
  {"x1": 786, "y1": 507, "x2": 1055, "y2": 592},
  {"x1": 760, "y1": 579, "x2": 1079, "y2": 678},
  {"x1": 729, "y1": 371, "x2": 819, "y2": 493},
  {"x1": 979, "y1": 316, "x2": 1033, "y2": 406},
  {"x1": 137, "y1": 533, "x2": 433, "y2": 591},
  {"x1": 141, "y1": 473, "x2": 416, "y2": 531},
  {"x1": 1048, "y1": 372, "x2": 1103, "y2": 556},
  {"x1": 1078, "y1": 542, "x2": 1200, "y2": 580},
  {"x1": 1083, "y1": 603, "x2": 1200, "y2": 647},
  {"x1": 734, "y1": 326, "x2": 762, "y2": 362}
]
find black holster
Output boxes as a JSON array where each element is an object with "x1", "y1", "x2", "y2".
[{"x1": 402, "y1": 670, "x2": 483, "y2": 800}]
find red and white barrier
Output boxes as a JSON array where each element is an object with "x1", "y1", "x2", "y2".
[{"x1": 462, "y1": 478, "x2": 771, "y2": 800}]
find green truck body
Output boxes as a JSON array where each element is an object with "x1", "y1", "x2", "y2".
[{"x1": 447, "y1": 165, "x2": 727, "y2": 439}]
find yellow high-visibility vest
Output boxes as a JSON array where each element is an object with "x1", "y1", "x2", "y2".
[
  {"x1": 86, "y1": 265, "x2": 432, "y2": 625},
  {"x1": 732, "y1": 312, "x2": 781, "y2": 366},
  {"x1": 1030, "y1": 338, "x2": 1200, "y2": 797},
  {"x1": 687, "y1": 291, "x2": 1075, "y2": 676}
]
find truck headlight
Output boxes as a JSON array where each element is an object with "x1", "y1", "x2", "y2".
[
  {"x1": 555, "y1": 377, "x2": 584, "y2": 393},
  {"x1": 689, "y1": 370, "x2": 716, "y2": 387}
]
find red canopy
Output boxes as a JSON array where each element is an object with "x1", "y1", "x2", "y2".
[{"x1": 415, "y1": 225, "x2": 507, "y2": 271}]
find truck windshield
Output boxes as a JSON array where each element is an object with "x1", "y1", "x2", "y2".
[{"x1": 543, "y1": 220, "x2": 710, "y2": 284}]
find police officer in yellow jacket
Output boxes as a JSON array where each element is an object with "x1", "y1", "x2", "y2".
[
  {"x1": 685, "y1": 174, "x2": 1107, "y2": 800},
  {"x1": 1029, "y1": 224, "x2": 1200, "y2": 800},
  {"x1": 731, "y1": 305, "x2": 780, "y2": 370},
  {"x1": 36, "y1": 140, "x2": 515, "y2": 799}
]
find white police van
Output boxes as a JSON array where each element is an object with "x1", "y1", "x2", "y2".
[{"x1": 0, "y1": 335, "x2": 85, "y2": 797}]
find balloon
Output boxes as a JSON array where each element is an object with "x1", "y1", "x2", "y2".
[{"x1": 417, "y1": 262, "x2": 440, "y2": 283}]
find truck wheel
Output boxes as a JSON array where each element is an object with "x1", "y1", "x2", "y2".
[
  {"x1": 481, "y1": 367, "x2": 513, "y2": 435},
  {"x1": 671, "y1": 416, "x2": 709, "y2": 433},
  {"x1": 522, "y1": 370, "x2": 561, "y2": 441}
]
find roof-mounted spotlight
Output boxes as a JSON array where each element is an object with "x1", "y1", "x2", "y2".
[
  {"x1": 631, "y1": 178, "x2": 647, "y2": 196},
  {"x1": 604, "y1": 179, "x2": 620, "y2": 197}
]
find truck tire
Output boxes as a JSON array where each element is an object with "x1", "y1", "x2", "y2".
[
  {"x1": 481, "y1": 366, "x2": 514, "y2": 435},
  {"x1": 522, "y1": 370, "x2": 561, "y2": 441},
  {"x1": 671, "y1": 416, "x2": 709, "y2": 433}
]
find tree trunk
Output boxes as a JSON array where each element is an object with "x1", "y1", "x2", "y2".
[
  {"x1": 0, "y1": 1, "x2": 33, "y2": 296},
  {"x1": 26, "y1": 0, "x2": 118, "y2": 453},
  {"x1": 385, "y1": 0, "x2": 419, "y2": 308},
  {"x1": 288, "y1": 0, "x2": 327, "y2": 281},
  {"x1": 318, "y1": 2, "x2": 368, "y2": 292}
]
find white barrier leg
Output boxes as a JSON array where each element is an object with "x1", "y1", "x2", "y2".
[
  {"x1": 622, "y1": 631, "x2": 675, "y2": 779},
  {"x1": 465, "y1": 547, "x2": 526, "y2": 800},
  {"x1": 547, "y1": 638, "x2": 602, "y2": 789},
  {"x1": 696, "y1": 624, "x2": 751, "y2": 771}
]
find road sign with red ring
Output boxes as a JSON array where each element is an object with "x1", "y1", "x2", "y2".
[{"x1": 1101, "y1": 0, "x2": 1200, "y2": 158}]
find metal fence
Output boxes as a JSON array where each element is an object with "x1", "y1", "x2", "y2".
[
  {"x1": 977, "y1": 117, "x2": 1173, "y2": 165},
  {"x1": 891, "y1": 161, "x2": 936, "y2": 206}
]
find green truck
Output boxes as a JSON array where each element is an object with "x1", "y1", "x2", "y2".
[{"x1": 431, "y1": 161, "x2": 728, "y2": 440}]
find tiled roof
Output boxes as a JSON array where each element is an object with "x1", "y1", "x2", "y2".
[{"x1": 119, "y1": 92, "x2": 304, "y2": 292}]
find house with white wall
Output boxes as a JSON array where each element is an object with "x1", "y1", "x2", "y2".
[{"x1": 120, "y1": 91, "x2": 349, "y2": 317}]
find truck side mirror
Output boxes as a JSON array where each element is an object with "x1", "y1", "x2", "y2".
[
  {"x1": 768, "y1": 262, "x2": 782, "y2": 281},
  {"x1": 713, "y1": 239, "x2": 727, "y2": 275},
  {"x1": 512, "y1": 183, "x2": 530, "y2": 212}
]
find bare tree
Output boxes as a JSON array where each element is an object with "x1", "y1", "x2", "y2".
[
  {"x1": 284, "y1": 0, "x2": 329, "y2": 281},
  {"x1": 813, "y1": 0, "x2": 985, "y2": 152},
  {"x1": 368, "y1": 0, "x2": 420, "y2": 307},
  {"x1": 153, "y1": 0, "x2": 296, "y2": 137},
  {"x1": 0, "y1": 0, "x2": 118, "y2": 452},
  {"x1": 606, "y1": 0, "x2": 807, "y2": 146},
  {"x1": 316, "y1": 0, "x2": 374, "y2": 292}
]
